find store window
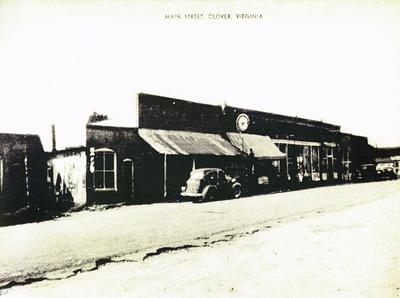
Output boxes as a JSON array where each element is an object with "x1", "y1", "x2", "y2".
[
  {"x1": 342, "y1": 151, "x2": 352, "y2": 181},
  {"x1": 311, "y1": 146, "x2": 320, "y2": 172},
  {"x1": 311, "y1": 146, "x2": 320, "y2": 181},
  {"x1": 94, "y1": 148, "x2": 117, "y2": 191},
  {"x1": 303, "y1": 146, "x2": 311, "y2": 176},
  {"x1": 321, "y1": 147, "x2": 328, "y2": 180},
  {"x1": 332, "y1": 148, "x2": 339, "y2": 179}
]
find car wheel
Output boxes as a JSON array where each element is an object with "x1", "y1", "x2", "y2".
[
  {"x1": 194, "y1": 187, "x2": 215, "y2": 203},
  {"x1": 193, "y1": 196, "x2": 203, "y2": 203},
  {"x1": 203, "y1": 187, "x2": 216, "y2": 202},
  {"x1": 232, "y1": 184, "x2": 242, "y2": 198}
]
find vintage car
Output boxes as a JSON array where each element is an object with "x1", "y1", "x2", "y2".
[
  {"x1": 376, "y1": 163, "x2": 397, "y2": 180},
  {"x1": 354, "y1": 164, "x2": 377, "y2": 182},
  {"x1": 180, "y1": 168, "x2": 242, "y2": 203}
]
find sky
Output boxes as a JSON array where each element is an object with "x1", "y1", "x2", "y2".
[{"x1": 0, "y1": 0, "x2": 399, "y2": 150}]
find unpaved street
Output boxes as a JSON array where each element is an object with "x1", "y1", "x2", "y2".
[
  {"x1": 1, "y1": 180, "x2": 399, "y2": 296},
  {"x1": 2, "y1": 181, "x2": 399, "y2": 297}
]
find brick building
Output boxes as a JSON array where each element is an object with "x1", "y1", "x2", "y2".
[
  {"x1": 0, "y1": 133, "x2": 46, "y2": 210},
  {"x1": 83, "y1": 93, "x2": 373, "y2": 204}
]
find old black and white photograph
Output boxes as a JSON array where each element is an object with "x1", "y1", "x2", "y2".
[{"x1": 0, "y1": 0, "x2": 399, "y2": 297}]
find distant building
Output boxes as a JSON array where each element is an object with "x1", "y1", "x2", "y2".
[
  {"x1": 374, "y1": 146, "x2": 400, "y2": 177},
  {"x1": 0, "y1": 133, "x2": 46, "y2": 211}
]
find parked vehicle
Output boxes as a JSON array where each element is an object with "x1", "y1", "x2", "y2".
[
  {"x1": 376, "y1": 163, "x2": 397, "y2": 180},
  {"x1": 223, "y1": 166, "x2": 251, "y2": 195},
  {"x1": 354, "y1": 164, "x2": 377, "y2": 182},
  {"x1": 181, "y1": 168, "x2": 242, "y2": 203}
]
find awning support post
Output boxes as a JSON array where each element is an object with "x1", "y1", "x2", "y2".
[
  {"x1": 286, "y1": 144, "x2": 289, "y2": 179},
  {"x1": 310, "y1": 146, "x2": 314, "y2": 178},
  {"x1": 163, "y1": 154, "x2": 167, "y2": 199}
]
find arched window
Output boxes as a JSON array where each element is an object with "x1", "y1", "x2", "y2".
[{"x1": 94, "y1": 148, "x2": 117, "y2": 191}]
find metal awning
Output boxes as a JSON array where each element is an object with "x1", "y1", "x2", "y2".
[
  {"x1": 139, "y1": 129, "x2": 240, "y2": 156},
  {"x1": 226, "y1": 133, "x2": 286, "y2": 159}
]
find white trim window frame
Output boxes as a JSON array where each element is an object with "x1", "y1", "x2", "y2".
[{"x1": 93, "y1": 148, "x2": 117, "y2": 191}]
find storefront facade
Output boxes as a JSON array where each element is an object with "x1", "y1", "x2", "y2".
[
  {"x1": 83, "y1": 93, "x2": 373, "y2": 204},
  {"x1": 47, "y1": 147, "x2": 87, "y2": 209}
]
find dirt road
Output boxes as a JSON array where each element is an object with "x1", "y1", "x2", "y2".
[{"x1": 1, "y1": 180, "x2": 399, "y2": 297}]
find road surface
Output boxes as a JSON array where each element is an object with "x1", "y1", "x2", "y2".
[
  {"x1": 0, "y1": 180, "x2": 399, "y2": 294},
  {"x1": 3, "y1": 180, "x2": 399, "y2": 297}
]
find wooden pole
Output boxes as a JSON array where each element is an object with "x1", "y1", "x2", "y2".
[
  {"x1": 286, "y1": 144, "x2": 289, "y2": 179},
  {"x1": 164, "y1": 154, "x2": 167, "y2": 199},
  {"x1": 310, "y1": 145, "x2": 314, "y2": 180}
]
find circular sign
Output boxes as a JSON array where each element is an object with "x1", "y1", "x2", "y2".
[{"x1": 236, "y1": 113, "x2": 250, "y2": 132}]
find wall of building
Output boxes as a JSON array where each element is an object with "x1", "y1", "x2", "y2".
[
  {"x1": 138, "y1": 93, "x2": 223, "y2": 134},
  {"x1": 137, "y1": 93, "x2": 374, "y2": 186},
  {"x1": 86, "y1": 125, "x2": 165, "y2": 204},
  {"x1": 138, "y1": 93, "x2": 341, "y2": 143},
  {"x1": 47, "y1": 149, "x2": 87, "y2": 208},
  {"x1": 83, "y1": 94, "x2": 375, "y2": 205},
  {"x1": 0, "y1": 133, "x2": 46, "y2": 211},
  {"x1": 374, "y1": 146, "x2": 400, "y2": 159},
  {"x1": 138, "y1": 94, "x2": 345, "y2": 184}
]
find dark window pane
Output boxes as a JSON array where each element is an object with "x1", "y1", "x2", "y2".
[
  {"x1": 94, "y1": 153, "x2": 104, "y2": 171},
  {"x1": 104, "y1": 153, "x2": 114, "y2": 170},
  {"x1": 105, "y1": 172, "x2": 115, "y2": 188},
  {"x1": 94, "y1": 172, "x2": 104, "y2": 188}
]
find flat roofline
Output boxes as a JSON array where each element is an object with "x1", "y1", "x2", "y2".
[
  {"x1": 46, "y1": 146, "x2": 86, "y2": 156},
  {"x1": 138, "y1": 92, "x2": 341, "y2": 130},
  {"x1": 86, "y1": 118, "x2": 137, "y2": 129},
  {"x1": 0, "y1": 132, "x2": 41, "y2": 138},
  {"x1": 86, "y1": 123, "x2": 137, "y2": 130},
  {"x1": 375, "y1": 146, "x2": 400, "y2": 151}
]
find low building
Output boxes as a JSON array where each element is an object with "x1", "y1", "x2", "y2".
[
  {"x1": 86, "y1": 120, "x2": 244, "y2": 203},
  {"x1": 47, "y1": 147, "x2": 87, "y2": 209},
  {"x1": 0, "y1": 133, "x2": 46, "y2": 211}
]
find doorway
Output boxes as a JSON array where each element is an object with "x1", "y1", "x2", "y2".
[{"x1": 122, "y1": 159, "x2": 134, "y2": 201}]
